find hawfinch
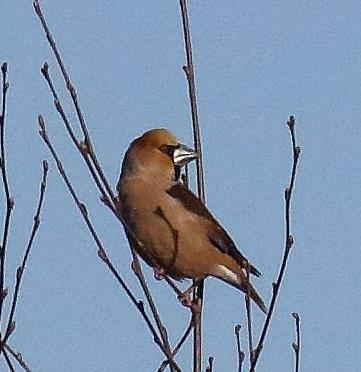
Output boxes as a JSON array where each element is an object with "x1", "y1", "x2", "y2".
[{"x1": 117, "y1": 128, "x2": 267, "y2": 314}]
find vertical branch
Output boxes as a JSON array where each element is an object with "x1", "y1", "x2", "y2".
[
  {"x1": 235, "y1": 325, "x2": 245, "y2": 372},
  {"x1": 250, "y1": 116, "x2": 301, "y2": 371},
  {"x1": 178, "y1": 0, "x2": 205, "y2": 202},
  {"x1": 0, "y1": 62, "x2": 14, "y2": 327},
  {"x1": 292, "y1": 313, "x2": 301, "y2": 372},
  {"x1": 178, "y1": 2, "x2": 205, "y2": 371}
]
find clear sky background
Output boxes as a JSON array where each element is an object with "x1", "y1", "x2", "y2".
[{"x1": 1, "y1": 1, "x2": 361, "y2": 371}]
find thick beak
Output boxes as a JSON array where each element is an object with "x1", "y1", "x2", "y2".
[{"x1": 173, "y1": 143, "x2": 198, "y2": 166}]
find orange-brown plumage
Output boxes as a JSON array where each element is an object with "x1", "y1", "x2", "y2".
[{"x1": 117, "y1": 128, "x2": 267, "y2": 313}]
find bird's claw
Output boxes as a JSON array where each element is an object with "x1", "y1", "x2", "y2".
[
  {"x1": 177, "y1": 292, "x2": 193, "y2": 308},
  {"x1": 153, "y1": 266, "x2": 166, "y2": 281}
]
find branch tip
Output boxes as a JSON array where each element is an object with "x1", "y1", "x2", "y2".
[
  {"x1": 41, "y1": 62, "x2": 49, "y2": 76},
  {"x1": 1, "y1": 62, "x2": 7, "y2": 74}
]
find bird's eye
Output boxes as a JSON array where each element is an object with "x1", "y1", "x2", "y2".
[{"x1": 159, "y1": 144, "x2": 179, "y2": 158}]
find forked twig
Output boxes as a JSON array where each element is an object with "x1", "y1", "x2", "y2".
[
  {"x1": 178, "y1": 2, "x2": 205, "y2": 371},
  {"x1": 3, "y1": 348, "x2": 15, "y2": 372},
  {"x1": 250, "y1": 116, "x2": 301, "y2": 371},
  {"x1": 34, "y1": 2, "x2": 180, "y2": 367},
  {"x1": 0, "y1": 62, "x2": 14, "y2": 324},
  {"x1": 235, "y1": 325, "x2": 245, "y2": 372},
  {"x1": 4, "y1": 344, "x2": 32, "y2": 372},
  {"x1": 292, "y1": 312, "x2": 301, "y2": 372},
  {"x1": 158, "y1": 315, "x2": 195, "y2": 371},
  {"x1": 2, "y1": 161, "x2": 48, "y2": 345},
  {"x1": 37, "y1": 116, "x2": 180, "y2": 371}
]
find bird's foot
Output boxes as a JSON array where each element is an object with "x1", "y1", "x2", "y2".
[
  {"x1": 177, "y1": 283, "x2": 197, "y2": 309},
  {"x1": 177, "y1": 291, "x2": 193, "y2": 308},
  {"x1": 153, "y1": 266, "x2": 166, "y2": 281}
]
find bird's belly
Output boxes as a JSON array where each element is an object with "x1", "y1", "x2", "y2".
[{"x1": 121, "y1": 190, "x2": 218, "y2": 280}]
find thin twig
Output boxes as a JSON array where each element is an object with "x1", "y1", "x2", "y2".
[
  {"x1": 130, "y1": 254, "x2": 178, "y2": 372},
  {"x1": 37, "y1": 115, "x2": 180, "y2": 371},
  {"x1": 244, "y1": 268, "x2": 253, "y2": 366},
  {"x1": 235, "y1": 325, "x2": 245, "y2": 372},
  {"x1": 250, "y1": 116, "x2": 301, "y2": 371},
  {"x1": 33, "y1": 0, "x2": 115, "y2": 204},
  {"x1": 292, "y1": 312, "x2": 301, "y2": 372},
  {"x1": 3, "y1": 348, "x2": 15, "y2": 372},
  {"x1": 178, "y1": 2, "x2": 205, "y2": 371},
  {"x1": 2, "y1": 161, "x2": 48, "y2": 345},
  {"x1": 3, "y1": 344, "x2": 32, "y2": 372},
  {"x1": 40, "y1": 63, "x2": 110, "y2": 209},
  {"x1": 0, "y1": 62, "x2": 14, "y2": 325},
  {"x1": 158, "y1": 315, "x2": 195, "y2": 371}
]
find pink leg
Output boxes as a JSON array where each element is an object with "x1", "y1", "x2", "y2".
[
  {"x1": 177, "y1": 283, "x2": 195, "y2": 308},
  {"x1": 153, "y1": 266, "x2": 166, "y2": 281}
]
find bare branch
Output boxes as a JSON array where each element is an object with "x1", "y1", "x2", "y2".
[
  {"x1": 250, "y1": 116, "x2": 301, "y2": 371},
  {"x1": 178, "y1": 2, "x2": 205, "y2": 371},
  {"x1": 2, "y1": 161, "x2": 48, "y2": 345},
  {"x1": 40, "y1": 63, "x2": 110, "y2": 208},
  {"x1": 3, "y1": 344, "x2": 32, "y2": 372},
  {"x1": 292, "y1": 312, "x2": 301, "y2": 372},
  {"x1": 37, "y1": 116, "x2": 180, "y2": 371},
  {"x1": 33, "y1": 0, "x2": 115, "y2": 204},
  {"x1": 3, "y1": 348, "x2": 15, "y2": 372},
  {"x1": 0, "y1": 62, "x2": 14, "y2": 324}
]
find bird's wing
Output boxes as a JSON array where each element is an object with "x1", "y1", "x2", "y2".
[{"x1": 166, "y1": 183, "x2": 261, "y2": 277}]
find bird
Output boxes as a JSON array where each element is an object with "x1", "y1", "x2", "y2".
[{"x1": 116, "y1": 128, "x2": 267, "y2": 314}]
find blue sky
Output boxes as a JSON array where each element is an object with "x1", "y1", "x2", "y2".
[{"x1": 1, "y1": 1, "x2": 361, "y2": 371}]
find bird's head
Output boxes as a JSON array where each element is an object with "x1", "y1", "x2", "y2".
[{"x1": 119, "y1": 128, "x2": 197, "y2": 184}]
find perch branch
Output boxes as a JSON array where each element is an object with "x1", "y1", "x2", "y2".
[{"x1": 178, "y1": 2, "x2": 205, "y2": 371}]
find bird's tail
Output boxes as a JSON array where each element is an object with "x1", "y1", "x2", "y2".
[
  {"x1": 213, "y1": 265, "x2": 267, "y2": 314},
  {"x1": 241, "y1": 280, "x2": 268, "y2": 314}
]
